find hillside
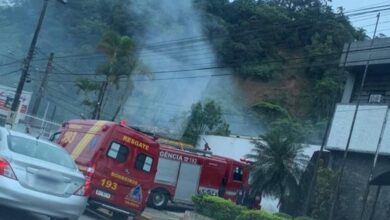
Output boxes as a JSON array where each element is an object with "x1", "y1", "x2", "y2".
[
  {"x1": 0, "y1": 0, "x2": 365, "y2": 140},
  {"x1": 196, "y1": 0, "x2": 365, "y2": 122}
]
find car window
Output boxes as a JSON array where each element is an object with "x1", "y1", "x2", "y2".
[
  {"x1": 107, "y1": 142, "x2": 129, "y2": 163},
  {"x1": 135, "y1": 153, "x2": 153, "y2": 172},
  {"x1": 7, "y1": 135, "x2": 75, "y2": 169},
  {"x1": 50, "y1": 132, "x2": 61, "y2": 143},
  {"x1": 233, "y1": 166, "x2": 243, "y2": 181}
]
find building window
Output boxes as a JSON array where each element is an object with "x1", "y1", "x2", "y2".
[
  {"x1": 107, "y1": 142, "x2": 129, "y2": 163},
  {"x1": 233, "y1": 166, "x2": 243, "y2": 181},
  {"x1": 369, "y1": 94, "x2": 383, "y2": 103},
  {"x1": 135, "y1": 153, "x2": 153, "y2": 172}
]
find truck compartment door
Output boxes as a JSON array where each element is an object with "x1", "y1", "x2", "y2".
[
  {"x1": 155, "y1": 158, "x2": 180, "y2": 185},
  {"x1": 174, "y1": 163, "x2": 201, "y2": 203}
]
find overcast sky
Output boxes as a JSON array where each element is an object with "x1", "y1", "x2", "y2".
[{"x1": 330, "y1": 0, "x2": 390, "y2": 36}]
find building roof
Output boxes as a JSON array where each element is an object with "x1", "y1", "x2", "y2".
[{"x1": 340, "y1": 37, "x2": 390, "y2": 67}]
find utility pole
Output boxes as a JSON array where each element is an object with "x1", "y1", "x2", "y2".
[
  {"x1": 302, "y1": 42, "x2": 352, "y2": 216},
  {"x1": 93, "y1": 81, "x2": 108, "y2": 120},
  {"x1": 8, "y1": 0, "x2": 50, "y2": 127},
  {"x1": 8, "y1": 0, "x2": 67, "y2": 127},
  {"x1": 328, "y1": 13, "x2": 380, "y2": 220},
  {"x1": 31, "y1": 52, "x2": 54, "y2": 116}
]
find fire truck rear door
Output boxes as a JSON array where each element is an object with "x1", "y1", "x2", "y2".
[{"x1": 174, "y1": 163, "x2": 201, "y2": 203}]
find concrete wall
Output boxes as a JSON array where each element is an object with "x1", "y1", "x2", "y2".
[
  {"x1": 326, "y1": 104, "x2": 390, "y2": 155},
  {"x1": 329, "y1": 151, "x2": 390, "y2": 220}
]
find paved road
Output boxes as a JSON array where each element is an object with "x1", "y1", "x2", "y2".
[
  {"x1": 0, "y1": 206, "x2": 185, "y2": 220},
  {"x1": 0, "y1": 205, "x2": 102, "y2": 220}
]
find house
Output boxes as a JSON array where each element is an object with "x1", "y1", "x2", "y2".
[{"x1": 322, "y1": 37, "x2": 390, "y2": 220}]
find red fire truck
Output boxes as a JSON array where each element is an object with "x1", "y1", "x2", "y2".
[
  {"x1": 53, "y1": 120, "x2": 160, "y2": 220},
  {"x1": 147, "y1": 143, "x2": 261, "y2": 209}
]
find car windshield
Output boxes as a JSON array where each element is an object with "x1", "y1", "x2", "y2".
[{"x1": 7, "y1": 135, "x2": 75, "y2": 169}]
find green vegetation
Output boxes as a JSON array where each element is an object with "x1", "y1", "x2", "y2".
[
  {"x1": 237, "y1": 210, "x2": 286, "y2": 220},
  {"x1": 193, "y1": 194, "x2": 245, "y2": 220},
  {"x1": 195, "y1": 0, "x2": 365, "y2": 123},
  {"x1": 74, "y1": 79, "x2": 100, "y2": 117},
  {"x1": 309, "y1": 164, "x2": 337, "y2": 220},
  {"x1": 252, "y1": 101, "x2": 290, "y2": 123},
  {"x1": 273, "y1": 212, "x2": 293, "y2": 219},
  {"x1": 246, "y1": 119, "x2": 308, "y2": 207},
  {"x1": 193, "y1": 194, "x2": 287, "y2": 220},
  {"x1": 182, "y1": 100, "x2": 230, "y2": 145}
]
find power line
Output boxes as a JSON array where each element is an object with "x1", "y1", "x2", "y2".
[
  {"x1": 344, "y1": 1, "x2": 390, "y2": 13},
  {"x1": 28, "y1": 9, "x2": 380, "y2": 63},
  {"x1": 345, "y1": 4, "x2": 390, "y2": 14},
  {"x1": 29, "y1": 43, "x2": 390, "y2": 80},
  {"x1": 346, "y1": 7, "x2": 390, "y2": 17},
  {"x1": 0, "y1": 69, "x2": 21, "y2": 76},
  {"x1": 0, "y1": 60, "x2": 22, "y2": 67},
  {"x1": 29, "y1": 54, "x2": 390, "y2": 84}
]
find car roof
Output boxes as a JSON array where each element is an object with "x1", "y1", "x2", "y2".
[{"x1": 2, "y1": 127, "x2": 63, "y2": 149}]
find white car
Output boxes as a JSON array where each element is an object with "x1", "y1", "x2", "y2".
[{"x1": 0, "y1": 127, "x2": 88, "y2": 220}]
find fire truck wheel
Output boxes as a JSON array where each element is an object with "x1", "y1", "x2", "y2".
[
  {"x1": 112, "y1": 212, "x2": 128, "y2": 220},
  {"x1": 149, "y1": 190, "x2": 168, "y2": 209}
]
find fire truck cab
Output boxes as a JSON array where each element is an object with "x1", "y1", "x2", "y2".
[
  {"x1": 147, "y1": 144, "x2": 259, "y2": 209},
  {"x1": 53, "y1": 120, "x2": 160, "y2": 220}
]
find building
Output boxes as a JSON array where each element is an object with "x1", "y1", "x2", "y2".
[{"x1": 324, "y1": 37, "x2": 390, "y2": 220}]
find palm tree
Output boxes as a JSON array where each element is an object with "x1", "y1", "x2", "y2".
[
  {"x1": 246, "y1": 125, "x2": 308, "y2": 207},
  {"x1": 93, "y1": 30, "x2": 138, "y2": 119},
  {"x1": 75, "y1": 78, "x2": 101, "y2": 117}
]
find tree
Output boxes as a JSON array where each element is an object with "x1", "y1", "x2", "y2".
[
  {"x1": 309, "y1": 163, "x2": 337, "y2": 220},
  {"x1": 75, "y1": 78, "x2": 101, "y2": 117},
  {"x1": 252, "y1": 101, "x2": 290, "y2": 124},
  {"x1": 93, "y1": 30, "x2": 139, "y2": 119},
  {"x1": 246, "y1": 120, "x2": 308, "y2": 207},
  {"x1": 312, "y1": 77, "x2": 342, "y2": 119},
  {"x1": 182, "y1": 100, "x2": 230, "y2": 145}
]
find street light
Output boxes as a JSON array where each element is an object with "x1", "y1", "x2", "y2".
[{"x1": 8, "y1": 0, "x2": 67, "y2": 127}]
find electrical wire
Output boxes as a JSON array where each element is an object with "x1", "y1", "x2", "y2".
[{"x1": 0, "y1": 69, "x2": 20, "y2": 76}]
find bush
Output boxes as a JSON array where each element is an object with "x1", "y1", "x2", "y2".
[
  {"x1": 192, "y1": 194, "x2": 291, "y2": 220},
  {"x1": 236, "y1": 210, "x2": 286, "y2": 220},
  {"x1": 273, "y1": 212, "x2": 293, "y2": 219},
  {"x1": 295, "y1": 217, "x2": 316, "y2": 220},
  {"x1": 192, "y1": 194, "x2": 245, "y2": 220}
]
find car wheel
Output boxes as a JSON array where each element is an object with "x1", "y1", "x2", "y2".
[
  {"x1": 112, "y1": 212, "x2": 129, "y2": 220},
  {"x1": 148, "y1": 190, "x2": 168, "y2": 209}
]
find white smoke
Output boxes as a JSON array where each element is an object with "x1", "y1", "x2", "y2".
[
  {"x1": 0, "y1": 0, "x2": 21, "y2": 8},
  {"x1": 121, "y1": 0, "x2": 264, "y2": 138}
]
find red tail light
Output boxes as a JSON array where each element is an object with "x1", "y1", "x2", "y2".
[
  {"x1": 74, "y1": 164, "x2": 96, "y2": 197},
  {"x1": 0, "y1": 158, "x2": 17, "y2": 180},
  {"x1": 84, "y1": 164, "x2": 96, "y2": 196}
]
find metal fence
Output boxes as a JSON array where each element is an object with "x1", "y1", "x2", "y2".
[{"x1": 0, "y1": 111, "x2": 60, "y2": 140}]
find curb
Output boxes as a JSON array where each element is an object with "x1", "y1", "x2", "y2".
[{"x1": 135, "y1": 214, "x2": 152, "y2": 220}]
